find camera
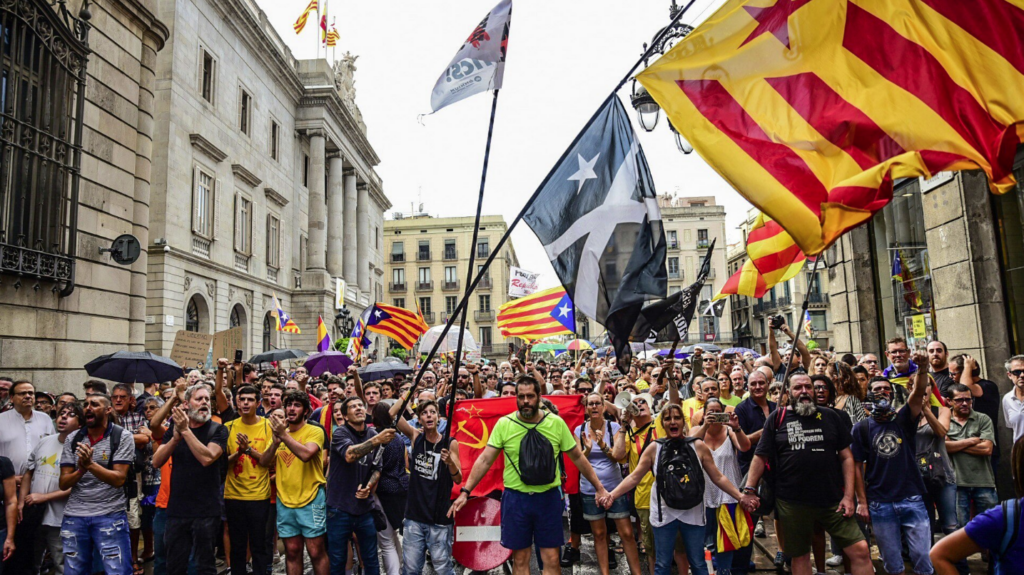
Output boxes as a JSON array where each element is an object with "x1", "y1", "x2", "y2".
[{"x1": 769, "y1": 315, "x2": 785, "y2": 330}]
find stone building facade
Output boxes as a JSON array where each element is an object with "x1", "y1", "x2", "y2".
[
  {"x1": 384, "y1": 213, "x2": 519, "y2": 362},
  {"x1": 145, "y1": 0, "x2": 389, "y2": 362},
  {"x1": 0, "y1": 0, "x2": 168, "y2": 391}
]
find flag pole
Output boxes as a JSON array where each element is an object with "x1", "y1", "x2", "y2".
[
  {"x1": 780, "y1": 256, "x2": 824, "y2": 391},
  {"x1": 443, "y1": 89, "x2": 501, "y2": 443},
  {"x1": 395, "y1": 0, "x2": 702, "y2": 417}
]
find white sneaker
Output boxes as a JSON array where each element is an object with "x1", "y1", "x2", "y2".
[{"x1": 825, "y1": 554, "x2": 844, "y2": 567}]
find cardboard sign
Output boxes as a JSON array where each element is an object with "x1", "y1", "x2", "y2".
[
  {"x1": 212, "y1": 326, "x2": 244, "y2": 362},
  {"x1": 170, "y1": 330, "x2": 214, "y2": 368},
  {"x1": 508, "y1": 266, "x2": 540, "y2": 298},
  {"x1": 911, "y1": 314, "x2": 927, "y2": 338}
]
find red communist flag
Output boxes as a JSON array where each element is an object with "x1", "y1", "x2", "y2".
[{"x1": 450, "y1": 395, "x2": 586, "y2": 498}]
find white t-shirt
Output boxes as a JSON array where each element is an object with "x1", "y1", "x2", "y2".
[
  {"x1": 0, "y1": 410, "x2": 55, "y2": 474},
  {"x1": 1002, "y1": 391, "x2": 1024, "y2": 443},
  {"x1": 26, "y1": 434, "x2": 67, "y2": 527}
]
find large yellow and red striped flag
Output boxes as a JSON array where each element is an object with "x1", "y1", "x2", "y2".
[
  {"x1": 365, "y1": 303, "x2": 428, "y2": 350},
  {"x1": 293, "y1": 0, "x2": 317, "y2": 34},
  {"x1": 497, "y1": 287, "x2": 576, "y2": 341},
  {"x1": 638, "y1": 0, "x2": 1024, "y2": 256}
]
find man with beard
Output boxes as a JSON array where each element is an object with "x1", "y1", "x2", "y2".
[
  {"x1": 260, "y1": 391, "x2": 328, "y2": 575},
  {"x1": 851, "y1": 353, "x2": 932, "y2": 575},
  {"x1": 19, "y1": 402, "x2": 82, "y2": 575},
  {"x1": 927, "y1": 341, "x2": 954, "y2": 397},
  {"x1": 391, "y1": 399, "x2": 462, "y2": 575},
  {"x1": 327, "y1": 396, "x2": 396, "y2": 575},
  {"x1": 223, "y1": 385, "x2": 272, "y2": 575},
  {"x1": 448, "y1": 375, "x2": 611, "y2": 575},
  {"x1": 744, "y1": 374, "x2": 873, "y2": 575},
  {"x1": 600, "y1": 403, "x2": 758, "y2": 575},
  {"x1": 945, "y1": 383, "x2": 997, "y2": 530},
  {"x1": 59, "y1": 394, "x2": 136, "y2": 575},
  {"x1": 151, "y1": 385, "x2": 228, "y2": 575}
]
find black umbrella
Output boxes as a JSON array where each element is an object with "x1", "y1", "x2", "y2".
[
  {"x1": 680, "y1": 343, "x2": 722, "y2": 353},
  {"x1": 358, "y1": 360, "x2": 413, "y2": 382},
  {"x1": 85, "y1": 351, "x2": 183, "y2": 384},
  {"x1": 248, "y1": 349, "x2": 308, "y2": 364}
]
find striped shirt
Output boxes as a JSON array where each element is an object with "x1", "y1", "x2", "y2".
[{"x1": 61, "y1": 423, "x2": 135, "y2": 517}]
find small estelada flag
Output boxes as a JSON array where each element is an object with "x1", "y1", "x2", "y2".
[{"x1": 430, "y1": 0, "x2": 512, "y2": 113}]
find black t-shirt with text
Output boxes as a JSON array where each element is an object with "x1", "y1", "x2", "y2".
[
  {"x1": 406, "y1": 434, "x2": 455, "y2": 526},
  {"x1": 162, "y1": 420, "x2": 229, "y2": 518},
  {"x1": 755, "y1": 406, "x2": 852, "y2": 507}
]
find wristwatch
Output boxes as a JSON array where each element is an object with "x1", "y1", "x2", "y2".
[{"x1": 460, "y1": 487, "x2": 472, "y2": 497}]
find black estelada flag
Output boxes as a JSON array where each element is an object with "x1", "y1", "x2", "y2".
[
  {"x1": 523, "y1": 96, "x2": 666, "y2": 372},
  {"x1": 630, "y1": 240, "x2": 715, "y2": 345}
]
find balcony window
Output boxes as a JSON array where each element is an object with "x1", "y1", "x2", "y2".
[
  {"x1": 418, "y1": 297, "x2": 432, "y2": 315},
  {"x1": 234, "y1": 193, "x2": 252, "y2": 256},
  {"x1": 444, "y1": 239, "x2": 457, "y2": 260},
  {"x1": 393, "y1": 298, "x2": 405, "y2": 308},
  {"x1": 476, "y1": 238, "x2": 490, "y2": 258},
  {"x1": 668, "y1": 257, "x2": 679, "y2": 279},
  {"x1": 446, "y1": 296, "x2": 458, "y2": 315},
  {"x1": 418, "y1": 241, "x2": 430, "y2": 261},
  {"x1": 239, "y1": 89, "x2": 252, "y2": 135},
  {"x1": 697, "y1": 229, "x2": 710, "y2": 248},
  {"x1": 391, "y1": 241, "x2": 404, "y2": 262},
  {"x1": 270, "y1": 120, "x2": 279, "y2": 161},
  {"x1": 667, "y1": 230, "x2": 678, "y2": 249},
  {"x1": 266, "y1": 213, "x2": 280, "y2": 269},
  {"x1": 200, "y1": 49, "x2": 216, "y2": 104},
  {"x1": 479, "y1": 294, "x2": 491, "y2": 312}
]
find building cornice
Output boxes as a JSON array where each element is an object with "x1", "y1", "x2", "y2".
[
  {"x1": 189, "y1": 133, "x2": 228, "y2": 163},
  {"x1": 299, "y1": 88, "x2": 380, "y2": 167},
  {"x1": 109, "y1": 0, "x2": 169, "y2": 51},
  {"x1": 264, "y1": 187, "x2": 288, "y2": 207},
  {"x1": 231, "y1": 163, "x2": 262, "y2": 188}
]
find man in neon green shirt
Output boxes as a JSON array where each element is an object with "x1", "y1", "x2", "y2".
[{"x1": 449, "y1": 375, "x2": 609, "y2": 575}]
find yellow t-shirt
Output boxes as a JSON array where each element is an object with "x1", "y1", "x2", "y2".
[
  {"x1": 626, "y1": 412, "x2": 665, "y2": 510},
  {"x1": 682, "y1": 397, "x2": 705, "y2": 428},
  {"x1": 224, "y1": 417, "x2": 273, "y2": 501},
  {"x1": 275, "y1": 423, "x2": 326, "y2": 508}
]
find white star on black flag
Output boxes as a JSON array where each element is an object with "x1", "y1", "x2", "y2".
[{"x1": 523, "y1": 96, "x2": 667, "y2": 371}]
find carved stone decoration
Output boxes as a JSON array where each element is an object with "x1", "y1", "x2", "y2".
[
  {"x1": 333, "y1": 52, "x2": 358, "y2": 107},
  {"x1": 229, "y1": 286, "x2": 236, "y2": 300},
  {"x1": 244, "y1": 293, "x2": 252, "y2": 307},
  {"x1": 184, "y1": 275, "x2": 192, "y2": 291},
  {"x1": 205, "y1": 281, "x2": 216, "y2": 297}
]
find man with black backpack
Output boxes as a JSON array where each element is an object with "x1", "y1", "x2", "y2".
[
  {"x1": 58, "y1": 393, "x2": 136, "y2": 575},
  {"x1": 448, "y1": 374, "x2": 610, "y2": 575},
  {"x1": 151, "y1": 384, "x2": 228, "y2": 575},
  {"x1": 599, "y1": 403, "x2": 758, "y2": 575}
]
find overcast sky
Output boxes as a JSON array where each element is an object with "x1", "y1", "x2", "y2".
[{"x1": 258, "y1": 0, "x2": 749, "y2": 288}]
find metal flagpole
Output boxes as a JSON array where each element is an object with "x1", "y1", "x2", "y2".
[
  {"x1": 392, "y1": 0, "x2": 701, "y2": 422},
  {"x1": 780, "y1": 256, "x2": 825, "y2": 391},
  {"x1": 442, "y1": 89, "x2": 500, "y2": 444}
]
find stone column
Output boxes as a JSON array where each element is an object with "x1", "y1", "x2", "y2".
[
  {"x1": 343, "y1": 170, "x2": 358, "y2": 286},
  {"x1": 129, "y1": 34, "x2": 160, "y2": 352},
  {"x1": 326, "y1": 153, "x2": 344, "y2": 278},
  {"x1": 357, "y1": 181, "x2": 370, "y2": 292},
  {"x1": 306, "y1": 130, "x2": 327, "y2": 271}
]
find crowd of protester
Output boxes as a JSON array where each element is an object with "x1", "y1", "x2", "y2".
[{"x1": 1, "y1": 318, "x2": 1024, "y2": 575}]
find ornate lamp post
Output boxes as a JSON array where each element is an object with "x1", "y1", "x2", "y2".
[
  {"x1": 629, "y1": 0, "x2": 694, "y2": 154},
  {"x1": 333, "y1": 306, "x2": 353, "y2": 342}
]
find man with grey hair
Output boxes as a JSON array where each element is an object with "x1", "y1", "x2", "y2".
[
  {"x1": 1002, "y1": 354, "x2": 1024, "y2": 443},
  {"x1": 152, "y1": 384, "x2": 227, "y2": 575}
]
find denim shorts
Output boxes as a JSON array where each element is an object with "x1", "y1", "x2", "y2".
[
  {"x1": 581, "y1": 493, "x2": 631, "y2": 521},
  {"x1": 277, "y1": 487, "x2": 326, "y2": 539},
  {"x1": 500, "y1": 488, "x2": 564, "y2": 551}
]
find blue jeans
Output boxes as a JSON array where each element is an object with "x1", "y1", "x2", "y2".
[
  {"x1": 153, "y1": 509, "x2": 167, "y2": 575},
  {"x1": 652, "y1": 519, "x2": 707, "y2": 575},
  {"x1": 61, "y1": 512, "x2": 133, "y2": 575},
  {"x1": 326, "y1": 507, "x2": 379, "y2": 575},
  {"x1": 956, "y1": 486, "x2": 998, "y2": 528},
  {"x1": 402, "y1": 519, "x2": 454, "y2": 575},
  {"x1": 869, "y1": 496, "x2": 934, "y2": 575},
  {"x1": 932, "y1": 481, "x2": 959, "y2": 534}
]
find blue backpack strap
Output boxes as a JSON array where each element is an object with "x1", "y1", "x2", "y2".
[{"x1": 999, "y1": 498, "x2": 1020, "y2": 558}]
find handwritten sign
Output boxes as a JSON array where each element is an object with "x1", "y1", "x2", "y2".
[
  {"x1": 170, "y1": 330, "x2": 214, "y2": 369},
  {"x1": 508, "y1": 266, "x2": 540, "y2": 298},
  {"x1": 212, "y1": 327, "x2": 244, "y2": 362},
  {"x1": 911, "y1": 314, "x2": 927, "y2": 339}
]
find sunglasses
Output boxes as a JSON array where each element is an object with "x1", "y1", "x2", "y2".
[
  {"x1": 1010, "y1": 369, "x2": 1024, "y2": 377},
  {"x1": 952, "y1": 397, "x2": 973, "y2": 404}
]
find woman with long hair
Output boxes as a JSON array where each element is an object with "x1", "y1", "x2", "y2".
[{"x1": 828, "y1": 361, "x2": 866, "y2": 424}]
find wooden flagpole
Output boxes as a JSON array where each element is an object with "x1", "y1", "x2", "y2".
[{"x1": 393, "y1": 0, "x2": 701, "y2": 423}]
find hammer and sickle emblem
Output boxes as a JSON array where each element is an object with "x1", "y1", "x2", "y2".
[{"x1": 457, "y1": 419, "x2": 490, "y2": 449}]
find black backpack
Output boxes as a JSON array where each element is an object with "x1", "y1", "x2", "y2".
[
  {"x1": 655, "y1": 436, "x2": 704, "y2": 521},
  {"x1": 72, "y1": 424, "x2": 138, "y2": 500},
  {"x1": 506, "y1": 413, "x2": 558, "y2": 486}
]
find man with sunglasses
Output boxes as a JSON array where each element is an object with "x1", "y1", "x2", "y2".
[
  {"x1": 946, "y1": 383, "x2": 997, "y2": 530},
  {"x1": 858, "y1": 354, "x2": 882, "y2": 378},
  {"x1": 1001, "y1": 355, "x2": 1024, "y2": 443}
]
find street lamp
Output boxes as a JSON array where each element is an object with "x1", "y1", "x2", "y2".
[
  {"x1": 630, "y1": 0, "x2": 694, "y2": 153},
  {"x1": 333, "y1": 306, "x2": 353, "y2": 341}
]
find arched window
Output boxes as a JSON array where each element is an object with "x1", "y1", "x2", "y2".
[
  {"x1": 230, "y1": 305, "x2": 242, "y2": 328},
  {"x1": 186, "y1": 298, "x2": 200, "y2": 332},
  {"x1": 262, "y1": 312, "x2": 274, "y2": 352}
]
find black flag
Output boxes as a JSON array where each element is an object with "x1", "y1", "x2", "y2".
[
  {"x1": 523, "y1": 96, "x2": 666, "y2": 372},
  {"x1": 630, "y1": 240, "x2": 716, "y2": 345}
]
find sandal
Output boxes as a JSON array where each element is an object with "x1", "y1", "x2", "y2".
[{"x1": 133, "y1": 559, "x2": 145, "y2": 575}]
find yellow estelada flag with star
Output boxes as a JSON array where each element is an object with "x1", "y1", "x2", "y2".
[{"x1": 638, "y1": 0, "x2": 1024, "y2": 256}]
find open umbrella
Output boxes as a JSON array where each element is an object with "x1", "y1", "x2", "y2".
[
  {"x1": 680, "y1": 343, "x2": 722, "y2": 354},
  {"x1": 565, "y1": 339, "x2": 594, "y2": 351},
  {"x1": 85, "y1": 351, "x2": 183, "y2": 384},
  {"x1": 531, "y1": 343, "x2": 567, "y2": 354},
  {"x1": 249, "y1": 349, "x2": 307, "y2": 365},
  {"x1": 418, "y1": 325, "x2": 478, "y2": 354},
  {"x1": 302, "y1": 351, "x2": 354, "y2": 377},
  {"x1": 359, "y1": 360, "x2": 413, "y2": 382},
  {"x1": 656, "y1": 348, "x2": 691, "y2": 359},
  {"x1": 722, "y1": 347, "x2": 761, "y2": 358}
]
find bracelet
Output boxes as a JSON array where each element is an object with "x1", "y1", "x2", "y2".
[
  {"x1": 741, "y1": 486, "x2": 757, "y2": 494},
  {"x1": 460, "y1": 487, "x2": 472, "y2": 496}
]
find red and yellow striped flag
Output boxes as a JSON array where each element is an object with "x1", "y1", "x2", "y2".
[
  {"x1": 714, "y1": 258, "x2": 768, "y2": 301},
  {"x1": 638, "y1": 0, "x2": 1024, "y2": 256},
  {"x1": 365, "y1": 303, "x2": 428, "y2": 350},
  {"x1": 293, "y1": 0, "x2": 317, "y2": 34},
  {"x1": 746, "y1": 212, "x2": 805, "y2": 285},
  {"x1": 326, "y1": 26, "x2": 340, "y2": 48},
  {"x1": 497, "y1": 287, "x2": 576, "y2": 340}
]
